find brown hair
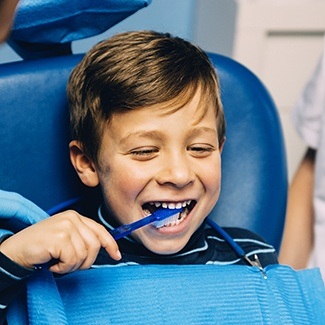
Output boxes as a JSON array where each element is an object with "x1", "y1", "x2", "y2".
[{"x1": 67, "y1": 30, "x2": 225, "y2": 163}]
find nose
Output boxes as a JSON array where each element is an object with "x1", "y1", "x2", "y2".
[{"x1": 156, "y1": 152, "x2": 195, "y2": 188}]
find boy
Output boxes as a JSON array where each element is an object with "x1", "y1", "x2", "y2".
[{"x1": 0, "y1": 31, "x2": 277, "y2": 323}]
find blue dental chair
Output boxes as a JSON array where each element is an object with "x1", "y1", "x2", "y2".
[
  {"x1": 0, "y1": 1, "x2": 287, "y2": 253},
  {"x1": 0, "y1": 53, "x2": 287, "y2": 251}
]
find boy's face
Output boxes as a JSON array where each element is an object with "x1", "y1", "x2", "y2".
[{"x1": 93, "y1": 90, "x2": 223, "y2": 255}]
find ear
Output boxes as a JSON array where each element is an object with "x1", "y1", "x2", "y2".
[
  {"x1": 69, "y1": 141, "x2": 99, "y2": 187},
  {"x1": 219, "y1": 136, "x2": 226, "y2": 154}
]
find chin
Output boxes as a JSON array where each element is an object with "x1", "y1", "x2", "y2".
[{"x1": 142, "y1": 238, "x2": 188, "y2": 256}]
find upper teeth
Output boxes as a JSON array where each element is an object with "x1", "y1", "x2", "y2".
[{"x1": 150, "y1": 200, "x2": 191, "y2": 209}]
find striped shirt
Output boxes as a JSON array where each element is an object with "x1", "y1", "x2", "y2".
[
  {"x1": 0, "y1": 199, "x2": 277, "y2": 324},
  {"x1": 92, "y1": 204, "x2": 277, "y2": 267}
]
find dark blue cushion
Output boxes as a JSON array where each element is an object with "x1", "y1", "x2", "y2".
[
  {"x1": 208, "y1": 53, "x2": 287, "y2": 251},
  {"x1": 0, "y1": 55, "x2": 83, "y2": 210}
]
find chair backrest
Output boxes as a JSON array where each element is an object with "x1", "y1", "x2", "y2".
[
  {"x1": 0, "y1": 53, "x2": 287, "y2": 250},
  {"x1": 208, "y1": 53, "x2": 287, "y2": 251}
]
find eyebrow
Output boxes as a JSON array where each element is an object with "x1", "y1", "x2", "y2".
[
  {"x1": 120, "y1": 127, "x2": 217, "y2": 145},
  {"x1": 188, "y1": 127, "x2": 217, "y2": 137},
  {"x1": 119, "y1": 130, "x2": 164, "y2": 145}
]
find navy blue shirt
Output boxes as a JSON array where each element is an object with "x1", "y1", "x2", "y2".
[{"x1": 0, "y1": 196, "x2": 278, "y2": 324}]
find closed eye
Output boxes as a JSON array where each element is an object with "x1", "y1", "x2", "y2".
[
  {"x1": 130, "y1": 147, "x2": 159, "y2": 160},
  {"x1": 188, "y1": 145, "x2": 216, "y2": 157}
]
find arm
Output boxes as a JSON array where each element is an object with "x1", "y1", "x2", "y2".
[
  {"x1": 0, "y1": 189, "x2": 47, "y2": 323},
  {"x1": 0, "y1": 191, "x2": 121, "y2": 322},
  {"x1": 279, "y1": 147, "x2": 315, "y2": 269}
]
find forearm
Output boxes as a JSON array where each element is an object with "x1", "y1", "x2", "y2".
[{"x1": 279, "y1": 148, "x2": 315, "y2": 268}]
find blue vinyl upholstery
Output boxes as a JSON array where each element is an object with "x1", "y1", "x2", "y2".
[
  {"x1": 208, "y1": 53, "x2": 287, "y2": 251},
  {"x1": 0, "y1": 52, "x2": 287, "y2": 250}
]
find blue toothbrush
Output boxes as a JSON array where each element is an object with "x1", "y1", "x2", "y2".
[
  {"x1": 110, "y1": 207, "x2": 183, "y2": 240},
  {"x1": 34, "y1": 208, "x2": 182, "y2": 270}
]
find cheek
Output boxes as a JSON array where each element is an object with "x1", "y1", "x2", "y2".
[
  {"x1": 200, "y1": 156, "x2": 222, "y2": 191},
  {"x1": 197, "y1": 157, "x2": 222, "y2": 218},
  {"x1": 98, "y1": 161, "x2": 150, "y2": 203}
]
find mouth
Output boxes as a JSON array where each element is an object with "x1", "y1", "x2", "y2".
[{"x1": 142, "y1": 200, "x2": 196, "y2": 229}]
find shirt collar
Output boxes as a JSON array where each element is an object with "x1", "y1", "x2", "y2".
[{"x1": 98, "y1": 203, "x2": 208, "y2": 259}]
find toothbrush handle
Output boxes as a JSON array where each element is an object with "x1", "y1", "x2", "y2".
[
  {"x1": 110, "y1": 215, "x2": 155, "y2": 240},
  {"x1": 110, "y1": 208, "x2": 182, "y2": 240}
]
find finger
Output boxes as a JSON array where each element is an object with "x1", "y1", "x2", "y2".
[
  {"x1": 81, "y1": 217, "x2": 122, "y2": 261},
  {"x1": 50, "y1": 215, "x2": 121, "y2": 273},
  {"x1": 69, "y1": 218, "x2": 104, "y2": 269},
  {"x1": 48, "y1": 241, "x2": 81, "y2": 274},
  {"x1": 47, "y1": 217, "x2": 91, "y2": 273}
]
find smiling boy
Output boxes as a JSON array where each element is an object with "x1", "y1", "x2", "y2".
[
  {"x1": 71, "y1": 88, "x2": 221, "y2": 256},
  {"x1": 0, "y1": 31, "x2": 277, "y2": 322},
  {"x1": 66, "y1": 30, "x2": 276, "y2": 265}
]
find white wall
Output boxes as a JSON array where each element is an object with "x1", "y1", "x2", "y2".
[
  {"x1": 233, "y1": 0, "x2": 325, "y2": 181},
  {"x1": 193, "y1": 0, "x2": 236, "y2": 56},
  {"x1": 194, "y1": 0, "x2": 325, "y2": 181}
]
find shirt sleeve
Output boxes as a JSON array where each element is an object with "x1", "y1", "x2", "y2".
[
  {"x1": 293, "y1": 39, "x2": 325, "y2": 150},
  {"x1": 0, "y1": 251, "x2": 34, "y2": 324}
]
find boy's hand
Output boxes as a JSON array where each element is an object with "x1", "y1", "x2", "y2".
[{"x1": 0, "y1": 210, "x2": 121, "y2": 274}]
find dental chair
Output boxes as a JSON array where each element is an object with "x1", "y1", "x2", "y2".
[{"x1": 0, "y1": 1, "x2": 287, "y2": 253}]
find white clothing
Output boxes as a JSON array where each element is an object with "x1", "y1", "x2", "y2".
[{"x1": 293, "y1": 39, "x2": 325, "y2": 279}]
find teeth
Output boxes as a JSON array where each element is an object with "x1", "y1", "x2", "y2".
[
  {"x1": 146, "y1": 200, "x2": 193, "y2": 229},
  {"x1": 143, "y1": 209, "x2": 151, "y2": 216},
  {"x1": 149, "y1": 200, "x2": 192, "y2": 210},
  {"x1": 145, "y1": 200, "x2": 192, "y2": 228},
  {"x1": 153, "y1": 211, "x2": 185, "y2": 229},
  {"x1": 154, "y1": 210, "x2": 188, "y2": 229},
  {"x1": 175, "y1": 202, "x2": 182, "y2": 209},
  {"x1": 144, "y1": 200, "x2": 194, "y2": 229}
]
